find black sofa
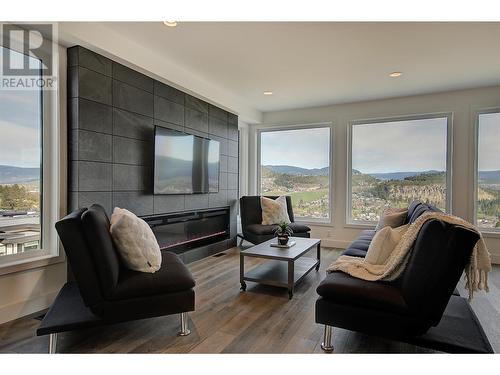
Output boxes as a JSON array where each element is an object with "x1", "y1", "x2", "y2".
[
  {"x1": 37, "y1": 204, "x2": 195, "y2": 353},
  {"x1": 315, "y1": 201, "x2": 493, "y2": 353},
  {"x1": 239, "y1": 195, "x2": 311, "y2": 245}
]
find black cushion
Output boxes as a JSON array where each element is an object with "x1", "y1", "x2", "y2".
[
  {"x1": 342, "y1": 229, "x2": 376, "y2": 256},
  {"x1": 345, "y1": 239, "x2": 371, "y2": 251},
  {"x1": 427, "y1": 203, "x2": 442, "y2": 213},
  {"x1": 405, "y1": 201, "x2": 442, "y2": 224},
  {"x1": 245, "y1": 222, "x2": 311, "y2": 236},
  {"x1": 316, "y1": 272, "x2": 408, "y2": 314},
  {"x1": 405, "y1": 200, "x2": 422, "y2": 224},
  {"x1": 408, "y1": 203, "x2": 432, "y2": 223},
  {"x1": 357, "y1": 229, "x2": 376, "y2": 240},
  {"x1": 80, "y1": 205, "x2": 121, "y2": 299},
  {"x1": 110, "y1": 252, "x2": 195, "y2": 301},
  {"x1": 342, "y1": 248, "x2": 368, "y2": 257}
]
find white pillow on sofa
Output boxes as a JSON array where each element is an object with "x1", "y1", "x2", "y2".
[
  {"x1": 375, "y1": 207, "x2": 408, "y2": 231},
  {"x1": 110, "y1": 207, "x2": 162, "y2": 273},
  {"x1": 365, "y1": 224, "x2": 409, "y2": 265}
]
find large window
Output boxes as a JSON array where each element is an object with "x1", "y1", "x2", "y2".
[
  {"x1": 476, "y1": 110, "x2": 500, "y2": 230},
  {"x1": 259, "y1": 126, "x2": 331, "y2": 221},
  {"x1": 0, "y1": 43, "x2": 59, "y2": 269},
  {"x1": 0, "y1": 47, "x2": 42, "y2": 259},
  {"x1": 348, "y1": 115, "x2": 451, "y2": 223}
]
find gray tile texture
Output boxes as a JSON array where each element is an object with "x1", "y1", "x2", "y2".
[{"x1": 67, "y1": 45, "x2": 239, "y2": 259}]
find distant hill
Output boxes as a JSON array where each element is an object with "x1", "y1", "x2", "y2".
[
  {"x1": 367, "y1": 170, "x2": 442, "y2": 181},
  {"x1": 0, "y1": 165, "x2": 40, "y2": 184},
  {"x1": 263, "y1": 166, "x2": 500, "y2": 184},
  {"x1": 360, "y1": 169, "x2": 500, "y2": 183},
  {"x1": 264, "y1": 165, "x2": 329, "y2": 176},
  {"x1": 479, "y1": 170, "x2": 500, "y2": 184}
]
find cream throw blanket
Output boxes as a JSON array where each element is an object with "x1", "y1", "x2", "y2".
[{"x1": 327, "y1": 212, "x2": 492, "y2": 300}]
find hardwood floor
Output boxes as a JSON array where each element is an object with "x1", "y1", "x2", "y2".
[{"x1": 0, "y1": 245, "x2": 499, "y2": 354}]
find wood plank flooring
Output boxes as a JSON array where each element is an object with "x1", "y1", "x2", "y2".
[{"x1": 0, "y1": 245, "x2": 499, "y2": 354}]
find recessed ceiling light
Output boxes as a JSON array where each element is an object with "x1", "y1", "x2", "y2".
[
  {"x1": 389, "y1": 71, "x2": 403, "y2": 78},
  {"x1": 163, "y1": 21, "x2": 178, "y2": 27},
  {"x1": 263, "y1": 91, "x2": 273, "y2": 95}
]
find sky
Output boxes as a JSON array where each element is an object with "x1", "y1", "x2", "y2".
[
  {"x1": 260, "y1": 120, "x2": 451, "y2": 173},
  {"x1": 261, "y1": 127, "x2": 330, "y2": 169},
  {"x1": 0, "y1": 47, "x2": 42, "y2": 169},
  {"x1": 352, "y1": 118, "x2": 448, "y2": 173},
  {"x1": 478, "y1": 112, "x2": 500, "y2": 171},
  {"x1": 0, "y1": 90, "x2": 41, "y2": 168}
]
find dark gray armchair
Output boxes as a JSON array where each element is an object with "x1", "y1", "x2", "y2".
[
  {"x1": 36, "y1": 204, "x2": 195, "y2": 353},
  {"x1": 239, "y1": 196, "x2": 311, "y2": 245}
]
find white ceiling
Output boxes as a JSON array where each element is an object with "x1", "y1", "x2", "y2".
[{"x1": 60, "y1": 22, "x2": 500, "y2": 123}]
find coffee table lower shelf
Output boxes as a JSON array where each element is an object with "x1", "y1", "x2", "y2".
[{"x1": 241, "y1": 257, "x2": 318, "y2": 299}]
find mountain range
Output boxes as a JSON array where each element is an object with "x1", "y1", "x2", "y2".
[
  {"x1": 367, "y1": 170, "x2": 441, "y2": 181},
  {"x1": 478, "y1": 170, "x2": 500, "y2": 184},
  {"x1": 2, "y1": 164, "x2": 500, "y2": 185},
  {"x1": 263, "y1": 165, "x2": 329, "y2": 176},
  {"x1": 0, "y1": 165, "x2": 40, "y2": 184},
  {"x1": 264, "y1": 165, "x2": 500, "y2": 183}
]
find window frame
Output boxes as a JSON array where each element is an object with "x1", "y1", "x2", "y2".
[
  {"x1": 0, "y1": 39, "x2": 64, "y2": 274},
  {"x1": 346, "y1": 112, "x2": 453, "y2": 226},
  {"x1": 473, "y1": 107, "x2": 500, "y2": 234},
  {"x1": 256, "y1": 122, "x2": 334, "y2": 225}
]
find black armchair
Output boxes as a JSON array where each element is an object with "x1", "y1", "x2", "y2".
[
  {"x1": 37, "y1": 204, "x2": 195, "y2": 353},
  {"x1": 239, "y1": 195, "x2": 311, "y2": 245}
]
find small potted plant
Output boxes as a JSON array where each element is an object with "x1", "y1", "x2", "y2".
[{"x1": 275, "y1": 221, "x2": 293, "y2": 246}]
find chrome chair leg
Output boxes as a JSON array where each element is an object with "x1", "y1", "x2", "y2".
[
  {"x1": 178, "y1": 312, "x2": 191, "y2": 336},
  {"x1": 321, "y1": 325, "x2": 334, "y2": 352},
  {"x1": 49, "y1": 333, "x2": 58, "y2": 354}
]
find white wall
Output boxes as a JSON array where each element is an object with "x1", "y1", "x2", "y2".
[
  {"x1": 0, "y1": 262, "x2": 67, "y2": 324},
  {"x1": 250, "y1": 85, "x2": 500, "y2": 263}
]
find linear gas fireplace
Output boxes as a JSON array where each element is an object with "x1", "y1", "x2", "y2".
[{"x1": 142, "y1": 207, "x2": 230, "y2": 256}]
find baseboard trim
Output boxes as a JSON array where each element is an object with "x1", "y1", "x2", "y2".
[
  {"x1": 490, "y1": 254, "x2": 500, "y2": 265},
  {"x1": 321, "y1": 238, "x2": 351, "y2": 249},
  {"x1": 0, "y1": 290, "x2": 58, "y2": 325}
]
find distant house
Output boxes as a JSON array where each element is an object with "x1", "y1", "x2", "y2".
[{"x1": 0, "y1": 216, "x2": 40, "y2": 256}]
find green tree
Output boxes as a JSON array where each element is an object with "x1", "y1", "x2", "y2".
[{"x1": 0, "y1": 184, "x2": 39, "y2": 211}]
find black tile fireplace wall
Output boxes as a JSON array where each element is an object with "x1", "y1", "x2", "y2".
[{"x1": 67, "y1": 46, "x2": 239, "y2": 256}]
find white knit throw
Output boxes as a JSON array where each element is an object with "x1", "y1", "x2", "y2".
[{"x1": 327, "y1": 212, "x2": 492, "y2": 300}]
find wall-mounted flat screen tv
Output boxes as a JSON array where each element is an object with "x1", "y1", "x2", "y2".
[{"x1": 154, "y1": 127, "x2": 220, "y2": 194}]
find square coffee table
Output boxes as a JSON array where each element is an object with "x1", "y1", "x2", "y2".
[{"x1": 240, "y1": 237, "x2": 321, "y2": 299}]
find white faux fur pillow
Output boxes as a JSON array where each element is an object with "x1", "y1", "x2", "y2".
[
  {"x1": 261, "y1": 196, "x2": 291, "y2": 225},
  {"x1": 110, "y1": 207, "x2": 162, "y2": 273},
  {"x1": 365, "y1": 224, "x2": 409, "y2": 265},
  {"x1": 375, "y1": 207, "x2": 408, "y2": 231}
]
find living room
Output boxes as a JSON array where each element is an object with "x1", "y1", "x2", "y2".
[{"x1": 1, "y1": 1, "x2": 500, "y2": 373}]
